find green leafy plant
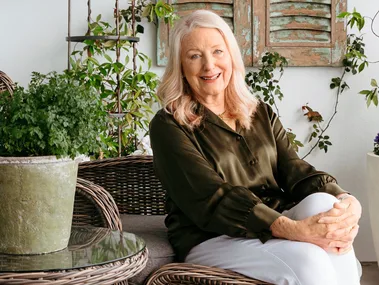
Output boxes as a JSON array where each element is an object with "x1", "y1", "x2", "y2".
[
  {"x1": 246, "y1": 52, "x2": 287, "y2": 116},
  {"x1": 0, "y1": 72, "x2": 107, "y2": 158},
  {"x1": 245, "y1": 52, "x2": 305, "y2": 151},
  {"x1": 67, "y1": 0, "x2": 177, "y2": 158},
  {"x1": 299, "y1": 9, "x2": 378, "y2": 158},
  {"x1": 121, "y1": 0, "x2": 178, "y2": 27},
  {"x1": 246, "y1": 9, "x2": 378, "y2": 158}
]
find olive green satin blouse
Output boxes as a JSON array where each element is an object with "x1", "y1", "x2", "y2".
[{"x1": 149, "y1": 102, "x2": 346, "y2": 261}]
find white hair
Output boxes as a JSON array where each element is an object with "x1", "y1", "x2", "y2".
[{"x1": 157, "y1": 10, "x2": 258, "y2": 129}]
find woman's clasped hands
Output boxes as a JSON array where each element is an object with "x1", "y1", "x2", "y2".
[
  {"x1": 272, "y1": 194, "x2": 361, "y2": 255},
  {"x1": 317, "y1": 194, "x2": 362, "y2": 254}
]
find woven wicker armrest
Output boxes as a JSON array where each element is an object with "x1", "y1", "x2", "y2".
[
  {"x1": 0, "y1": 71, "x2": 15, "y2": 95},
  {"x1": 74, "y1": 178, "x2": 122, "y2": 231},
  {"x1": 145, "y1": 263, "x2": 273, "y2": 285}
]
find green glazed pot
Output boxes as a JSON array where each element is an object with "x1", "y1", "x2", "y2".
[{"x1": 0, "y1": 156, "x2": 78, "y2": 254}]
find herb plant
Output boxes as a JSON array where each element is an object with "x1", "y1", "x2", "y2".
[
  {"x1": 67, "y1": 0, "x2": 177, "y2": 158},
  {"x1": 0, "y1": 72, "x2": 107, "y2": 158}
]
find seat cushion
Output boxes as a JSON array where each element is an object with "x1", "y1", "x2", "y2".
[{"x1": 121, "y1": 214, "x2": 175, "y2": 284}]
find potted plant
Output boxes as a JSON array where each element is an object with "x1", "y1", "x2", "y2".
[
  {"x1": 367, "y1": 133, "x2": 379, "y2": 265},
  {"x1": 67, "y1": 0, "x2": 177, "y2": 158},
  {"x1": 0, "y1": 71, "x2": 107, "y2": 255}
]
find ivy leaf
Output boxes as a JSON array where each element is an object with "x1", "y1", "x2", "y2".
[{"x1": 136, "y1": 24, "x2": 144, "y2": 34}]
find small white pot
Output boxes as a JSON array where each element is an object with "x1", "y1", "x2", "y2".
[{"x1": 367, "y1": 152, "x2": 379, "y2": 266}]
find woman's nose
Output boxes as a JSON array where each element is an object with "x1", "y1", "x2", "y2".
[{"x1": 203, "y1": 55, "x2": 215, "y2": 71}]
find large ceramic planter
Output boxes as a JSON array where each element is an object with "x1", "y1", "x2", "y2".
[
  {"x1": 0, "y1": 156, "x2": 78, "y2": 254},
  {"x1": 367, "y1": 152, "x2": 379, "y2": 266}
]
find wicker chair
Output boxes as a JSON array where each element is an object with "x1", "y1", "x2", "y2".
[
  {"x1": 78, "y1": 156, "x2": 273, "y2": 285},
  {"x1": 74, "y1": 177, "x2": 122, "y2": 231},
  {"x1": 0, "y1": 70, "x2": 15, "y2": 95}
]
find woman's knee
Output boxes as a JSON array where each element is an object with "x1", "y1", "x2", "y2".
[
  {"x1": 281, "y1": 243, "x2": 338, "y2": 285},
  {"x1": 290, "y1": 193, "x2": 338, "y2": 220}
]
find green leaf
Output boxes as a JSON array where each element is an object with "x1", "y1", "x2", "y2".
[
  {"x1": 136, "y1": 24, "x2": 144, "y2": 34},
  {"x1": 358, "y1": 62, "x2": 365, "y2": 73},
  {"x1": 69, "y1": 57, "x2": 76, "y2": 69},
  {"x1": 371, "y1": 79, "x2": 378, "y2": 87},
  {"x1": 359, "y1": 90, "x2": 371, "y2": 95},
  {"x1": 104, "y1": 54, "x2": 112, "y2": 62},
  {"x1": 372, "y1": 89, "x2": 378, "y2": 107},
  {"x1": 103, "y1": 41, "x2": 116, "y2": 48},
  {"x1": 142, "y1": 4, "x2": 153, "y2": 18},
  {"x1": 367, "y1": 97, "x2": 372, "y2": 107},
  {"x1": 337, "y1": 11, "x2": 349, "y2": 18}
]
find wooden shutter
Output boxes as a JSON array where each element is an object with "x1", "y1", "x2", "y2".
[
  {"x1": 157, "y1": 0, "x2": 347, "y2": 67},
  {"x1": 157, "y1": 0, "x2": 253, "y2": 66},
  {"x1": 253, "y1": 0, "x2": 347, "y2": 66}
]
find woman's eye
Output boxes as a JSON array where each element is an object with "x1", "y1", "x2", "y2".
[
  {"x1": 214, "y1": 49, "x2": 223, "y2": 54},
  {"x1": 190, "y1": 54, "x2": 200, "y2": 59}
]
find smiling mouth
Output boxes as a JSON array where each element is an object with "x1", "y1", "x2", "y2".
[{"x1": 200, "y1": 73, "x2": 221, "y2": 80}]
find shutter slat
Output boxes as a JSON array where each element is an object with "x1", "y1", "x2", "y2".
[
  {"x1": 270, "y1": 30, "x2": 331, "y2": 45},
  {"x1": 270, "y1": 3, "x2": 331, "y2": 18},
  {"x1": 271, "y1": 0, "x2": 332, "y2": 4},
  {"x1": 270, "y1": 17, "x2": 331, "y2": 32},
  {"x1": 172, "y1": 0, "x2": 233, "y2": 3}
]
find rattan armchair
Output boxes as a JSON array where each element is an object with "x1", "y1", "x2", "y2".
[
  {"x1": 74, "y1": 177, "x2": 122, "y2": 231},
  {"x1": 0, "y1": 70, "x2": 15, "y2": 95},
  {"x1": 78, "y1": 155, "x2": 273, "y2": 285}
]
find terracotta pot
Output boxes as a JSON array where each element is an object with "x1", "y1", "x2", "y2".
[{"x1": 0, "y1": 156, "x2": 78, "y2": 254}]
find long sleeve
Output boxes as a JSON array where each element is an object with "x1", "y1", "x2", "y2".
[{"x1": 267, "y1": 104, "x2": 347, "y2": 201}]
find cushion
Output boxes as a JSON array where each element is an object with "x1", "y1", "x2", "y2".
[{"x1": 121, "y1": 214, "x2": 175, "y2": 284}]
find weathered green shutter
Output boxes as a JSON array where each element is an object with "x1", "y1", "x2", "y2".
[
  {"x1": 157, "y1": 0, "x2": 347, "y2": 67},
  {"x1": 157, "y1": 0, "x2": 253, "y2": 66},
  {"x1": 253, "y1": 0, "x2": 347, "y2": 66}
]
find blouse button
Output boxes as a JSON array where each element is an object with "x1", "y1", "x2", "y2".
[
  {"x1": 249, "y1": 160, "x2": 254, "y2": 166},
  {"x1": 236, "y1": 136, "x2": 241, "y2": 141}
]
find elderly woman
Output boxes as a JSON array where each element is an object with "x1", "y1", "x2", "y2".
[{"x1": 150, "y1": 10, "x2": 361, "y2": 285}]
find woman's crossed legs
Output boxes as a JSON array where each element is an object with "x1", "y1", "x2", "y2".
[{"x1": 185, "y1": 193, "x2": 360, "y2": 285}]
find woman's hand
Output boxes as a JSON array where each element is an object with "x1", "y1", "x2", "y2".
[
  {"x1": 270, "y1": 200, "x2": 360, "y2": 254},
  {"x1": 270, "y1": 215, "x2": 347, "y2": 251},
  {"x1": 318, "y1": 194, "x2": 361, "y2": 227},
  {"x1": 317, "y1": 194, "x2": 362, "y2": 253}
]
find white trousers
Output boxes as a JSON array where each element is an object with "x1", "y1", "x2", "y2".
[{"x1": 185, "y1": 193, "x2": 361, "y2": 285}]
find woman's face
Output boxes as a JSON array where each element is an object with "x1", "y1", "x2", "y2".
[{"x1": 180, "y1": 27, "x2": 232, "y2": 100}]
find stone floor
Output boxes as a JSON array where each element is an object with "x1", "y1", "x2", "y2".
[{"x1": 361, "y1": 262, "x2": 379, "y2": 285}]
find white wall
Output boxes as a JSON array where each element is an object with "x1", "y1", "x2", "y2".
[{"x1": 1, "y1": 0, "x2": 379, "y2": 261}]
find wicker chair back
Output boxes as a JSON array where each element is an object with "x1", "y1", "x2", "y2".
[{"x1": 78, "y1": 155, "x2": 166, "y2": 215}]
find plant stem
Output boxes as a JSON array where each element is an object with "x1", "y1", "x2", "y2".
[
  {"x1": 365, "y1": 10, "x2": 379, "y2": 37},
  {"x1": 115, "y1": 0, "x2": 122, "y2": 157},
  {"x1": 271, "y1": 97, "x2": 280, "y2": 117},
  {"x1": 301, "y1": 69, "x2": 346, "y2": 159}
]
